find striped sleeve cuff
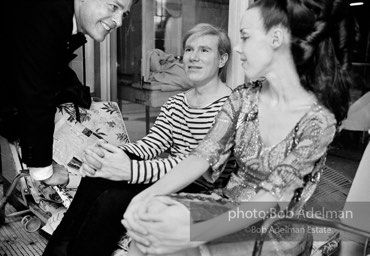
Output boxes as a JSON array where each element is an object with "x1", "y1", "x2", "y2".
[
  {"x1": 129, "y1": 160, "x2": 160, "y2": 184},
  {"x1": 129, "y1": 158, "x2": 182, "y2": 184},
  {"x1": 129, "y1": 160, "x2": 139, "y2": 183}
]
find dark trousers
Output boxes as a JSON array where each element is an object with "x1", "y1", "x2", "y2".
[
  {"x1": 42, "y1": 169, "x2": 204, "y2": 256},
  {"x1": 42, "y1": 177, "x2": 151, "y2": 256}
]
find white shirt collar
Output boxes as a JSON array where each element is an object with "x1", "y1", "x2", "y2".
[{"x1": 72, "y1": 15, "x2": 78, "y2": 35}]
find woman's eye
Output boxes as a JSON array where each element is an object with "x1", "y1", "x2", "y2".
[
  {"x1": 184, "y1": 48, "x2": 192, "y2": 52},
  {"x1": 201, "y1": 49, "x2": 209, "y2": 53}
]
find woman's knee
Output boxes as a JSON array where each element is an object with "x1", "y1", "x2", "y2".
[{"x1": 127, "y1": 241, "x2": 201, "y2": 256}]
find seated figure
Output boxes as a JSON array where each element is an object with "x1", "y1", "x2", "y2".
[
  {"x1": 122, "y1": 0, "x2": 355, "y2": 255},
  {"x1": 42, "y1": 23, "x2": 233, "y2": 256}
]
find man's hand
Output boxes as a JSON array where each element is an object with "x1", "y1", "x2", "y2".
[
  {"x1": 79, "y1": 140, "x2": 131, "y2": 181},
  {"x1": 42, "y1": 164, "x2": 69, "y2": 186}
]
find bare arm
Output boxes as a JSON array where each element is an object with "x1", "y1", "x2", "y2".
[
  {"x1": 127, "y1": 190, "x2": 277, "y2": 255},
  {"x1": 129, "y1": 155, "x2": 210, "y2": 200},
  {"x1": 190, "y1": 191, "x2": 276, "y2": 242}
]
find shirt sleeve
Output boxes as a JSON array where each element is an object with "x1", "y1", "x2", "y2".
[
  {"x1": 259, "y1": 110, "x2": 337, "y2": 210},
  {"x1": 119, "y1": 101, "x2": 174, "y2": 160},
  {"x1": 29, "y1": 165, "x2": 53, "y2": 181},
  {"x1": 119, "y1": 99, "x2": 176, "y2": 183},
  {"x1": 128, "y1": 155, "x2": 186, "y2": 184}
]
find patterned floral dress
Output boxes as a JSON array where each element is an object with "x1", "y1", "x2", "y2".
[
  {"x1": 191, "y1": 82, "x2": 336, "y2": 206},
  {"x1": 173, "y1": 81, "x2": 337, "y2": 255}
]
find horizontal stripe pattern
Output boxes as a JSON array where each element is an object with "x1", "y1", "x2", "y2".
[{"x1": 119, "y1": 92, "x2": 228, "y2": 184}]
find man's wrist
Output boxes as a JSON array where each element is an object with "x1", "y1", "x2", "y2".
[{"x1": 29, "y1": 165, "x2": 53, "y2": 181}]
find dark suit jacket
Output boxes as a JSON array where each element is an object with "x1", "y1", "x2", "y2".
[{"x1": 2, "y1": 0, "x2": 89, "y2": 167}]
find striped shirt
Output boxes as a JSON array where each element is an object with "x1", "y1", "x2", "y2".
[{"x1": 119, "y1": 92, "x2": 229, "y2": 184}]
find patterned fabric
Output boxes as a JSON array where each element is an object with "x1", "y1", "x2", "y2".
[
  {"x1": 191, "y1": 82, "x2": 337, "y2": 209},
  {"x1": 120, "y1": 92, "x2": 229, "y2": 184},
  {"x1": 55, "y1": 101, "x2": 130, "y2": 146}
]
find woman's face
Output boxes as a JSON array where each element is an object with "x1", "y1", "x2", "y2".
[
  {"x1": 183, "y1": 34, "x2": 225, "y2": 85},
  {"x1": 234, "y1": 8, "x2": 274, "y2": 80}
]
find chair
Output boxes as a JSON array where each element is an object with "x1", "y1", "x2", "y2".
[
  {"x1": 0, "y1": 138, "x2": 32, "y2": 225},
  {"x1": 341, "y1": 91, "x2": 370, "y2": 133},
  {"x1": 252, "y1": 141, "x2": 370, "y2": 256}
]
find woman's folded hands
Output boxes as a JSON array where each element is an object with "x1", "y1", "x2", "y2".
[{"x1": 123, "y1": 195, "x2": 203, "y2": 255}]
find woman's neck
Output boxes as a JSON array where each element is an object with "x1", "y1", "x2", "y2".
[
  {"x1": 262, "y1": 57, "x2": 316, "y2": 109},
  {"x1": 186, "y1": 77, "x2": 231, "y2": 107}
]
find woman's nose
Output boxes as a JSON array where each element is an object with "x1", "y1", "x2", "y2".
[{"x1": 234, "y1": 42, "x2": 241, "y2": 54}]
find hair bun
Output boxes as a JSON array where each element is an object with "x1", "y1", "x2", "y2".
[{"x1": 287, "y1": 0, "x2": 354, "y2": 68}]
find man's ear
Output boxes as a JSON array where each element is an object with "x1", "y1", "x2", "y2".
[
  {"x1": 218, "y1": 53, "x2": 229, "y2": 68},
  {"x1": 271, "y1": 27, "x2": 284, "y2": 48}
]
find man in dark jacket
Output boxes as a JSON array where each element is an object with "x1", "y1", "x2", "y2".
[{"x1": 1, "y1": 0, "x2": 133, "y2": 186}]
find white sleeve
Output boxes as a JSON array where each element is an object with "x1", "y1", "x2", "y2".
[{"x1": 29, "y1": 165, "x2": 53, "y2": 180}]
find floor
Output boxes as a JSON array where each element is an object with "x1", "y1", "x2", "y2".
[
  {"x1": 0, "y1": 187, "x2": 48, "y2": 256},
  {"x1": 0, "y1": 101, "x2": 368, "y2": 256}
]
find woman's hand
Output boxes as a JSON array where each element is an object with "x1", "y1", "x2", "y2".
[
  {"x1": 79, "y1": 140, "x2": 131, "y2": 181},
  {"x1": 122, "y1": 192, "x2": 152, "y2": 246},
  {"x1": 125, "y1": 196, "x2": 203, "y2": 255}
]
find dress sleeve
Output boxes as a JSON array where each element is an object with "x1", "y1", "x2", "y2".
[
  {"x1": 260, "y1": 110, "x2": 336, "y2": 209},
  {"x1": 190, "y1": 89, "x2": 243, "y2": 182}
]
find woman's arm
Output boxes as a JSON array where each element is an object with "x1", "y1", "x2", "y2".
[
  {"x1": 128, "y1": 190, "x2": 277, "y2": 255},
  {"x1": 135, "y1": 155, "x2": 210, "y2": 198},
  {"x1": 121, "y1": 155, "x2": 210, "y2": 240},
  {"x1": 191, "y1": 191, "x2": 276, "y2": 242}
]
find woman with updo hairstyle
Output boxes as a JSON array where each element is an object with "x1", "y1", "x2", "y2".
[
  {"x1": 123, "y1": 0, "x2": 355, "y2": 255},
  {"x1": 267, "y1": 0, "x2": 354, "y2": 125}
]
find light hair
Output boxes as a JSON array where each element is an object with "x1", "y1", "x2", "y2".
[{"x1": 182, "y1": 23, "x2": 232, "y2": 81}]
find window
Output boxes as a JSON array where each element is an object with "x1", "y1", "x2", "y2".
[{"x1": 116, "y1": 0, "x2": 230, "y2": 85}]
